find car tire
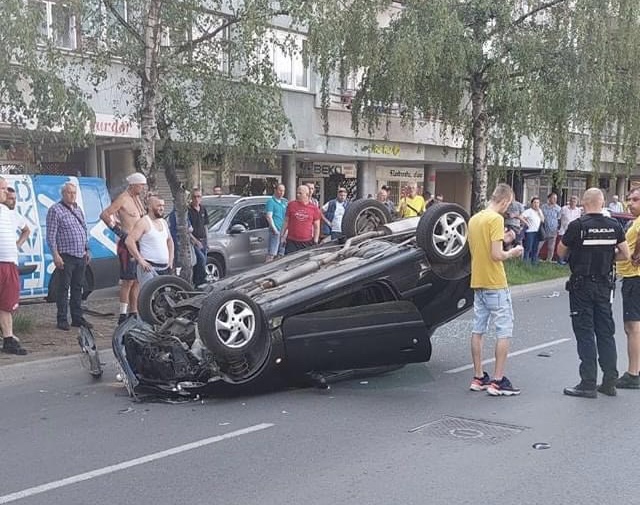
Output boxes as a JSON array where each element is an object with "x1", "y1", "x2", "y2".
[
  {"x1": 416, "y1": 203, "x2": 470, "y2": 263},
  {"x1": 137, "y1": 275, "x2": 193, "y2": 326},
  {"x1": 342, "y1": 199, "x2": 392, "y2": 238},
  {"x1": 198, "y1": 290, "x2": 264, "y2": 359},
  {"x1": 206, "y1": 255, "x2": 224, "y2": 282}
]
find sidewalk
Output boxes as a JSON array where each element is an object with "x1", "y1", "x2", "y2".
[{"x1": 0, "y1": 294, "x2": 119, "y2": 367}]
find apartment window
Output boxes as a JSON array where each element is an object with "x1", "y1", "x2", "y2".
[
  {"x1": 266, "y1": 31, "x2": 309, "y2": 90},
  {"x1": 38, "y1": 1, "x2": 77, "y2": 49},
  {"x1": 190, "y1": 14, "x2": 230, "y2": 74},
  {"x1": 79, "y1": 0, "x2": 128, "y2": 48}
]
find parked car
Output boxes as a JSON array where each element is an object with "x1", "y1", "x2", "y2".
[
  {"x1": 4, "y1": 174, "x2": 119, "y2": 300},
  {"x1": 200, "y1": 195, "x2": 270, "y2": 281},
  {"x1": 113, "y1": 201, "x2": 472, "y2": 398}
]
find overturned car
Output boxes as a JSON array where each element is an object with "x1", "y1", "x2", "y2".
[{"x1": 113, "y1": 201, "x2": 474, "y2": 398}]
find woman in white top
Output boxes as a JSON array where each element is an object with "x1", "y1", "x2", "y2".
[{"x1": 522, "y1": 197, "x2": 545, "y2": 263}]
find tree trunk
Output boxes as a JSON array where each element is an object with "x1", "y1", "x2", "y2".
[
  {"x1": 470, "y1": 73, "x2": 489, "y2": 213},
  {"x1": 139, "y1": 0, "x2": 162, "y2": 187},
  {"x1": 159, "y1": 140, "x2": 194, "y2": 283}
]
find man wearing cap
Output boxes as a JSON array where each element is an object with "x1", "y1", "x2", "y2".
[{"x1": 100, "y1": 172, "x2": 147, "y2": 324}]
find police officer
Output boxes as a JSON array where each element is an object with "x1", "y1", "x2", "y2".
[{"x1": 558, "y1": 188, "x2": 630, "y2": 398}]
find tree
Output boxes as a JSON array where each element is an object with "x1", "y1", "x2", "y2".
[
  {"x1": 77, "y1": 0, "x2": 311, "y2": 278},
  {"x1": 305, "y1": 0, "x2": 640, "y2": 211},
  {"x1": 0, "y1": 0, "x2": 94, "y2": 156}
]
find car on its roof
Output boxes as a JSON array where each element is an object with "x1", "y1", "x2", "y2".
[
  {"x1": 200, "y1": 195, "x2": 271, "y2": 281},
  {"x1": 113, "y1": 200, "x2": 473, "y2": 398}
]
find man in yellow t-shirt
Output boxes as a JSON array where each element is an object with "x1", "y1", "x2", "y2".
[
  {"x1": 467, "y1": 183, "x2": 524, "y2": 396},
  {"x1": 397, "y1": 183, "x2": 425, "y2": 218},
  {"x1": 615, "y1": 187, "x2": 640, "y2": 389}
]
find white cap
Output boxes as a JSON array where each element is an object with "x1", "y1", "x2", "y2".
[{"x1": 126, "y1": 172, "x2": 147, "y2": 185}]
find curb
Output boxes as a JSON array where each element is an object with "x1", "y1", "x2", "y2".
[
  {"x1": 1, "y1": 277, "x2": 570, "y2": 380},
  {"x1": 0, "y1": 350, "x2": 116, "y2": 383},
  {"x1": 510, "y1": 276, "x2": 568, "y2": 297}
]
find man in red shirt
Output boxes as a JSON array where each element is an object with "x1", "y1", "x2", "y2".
[{"x1": 281, "y1": 185, "x2": 321, "y2": 254}]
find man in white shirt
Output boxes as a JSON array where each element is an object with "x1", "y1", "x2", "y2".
[
  {"x1": 558, "y1": 195, "x2": 581, "y2": 265},
  {"x1": 0, "y1": 178, "x2": 27, "y2": 355},
  {"x1": 125, "y1": 195, "x2": 174, "y2": 288},
  {"x1": 4, "y1": 188, "x2": 30, "y2": 249},
  {"x1": 322, "y1": 188, "x2": 349, "y2": 240},
  {"x1": 608, "y1": 195, "x2": 624, "y2": 213}
]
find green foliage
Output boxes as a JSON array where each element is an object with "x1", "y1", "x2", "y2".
[
  {"x1": 12, "y1": 313, "x2": 34, "y2": 334},
  {"x1": 0, "y1": 0, "x2": 94, "y2": 146},
  {"x1": 305, "y1": 0, "x2": 640, "y2": 209}
]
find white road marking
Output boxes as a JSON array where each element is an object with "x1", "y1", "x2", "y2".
[
  {"x1": 0, "y1": 423, "x2": 274, "y2": 504},
  {"x1": 444, "y1": 338, "x2": 572, "y2": 374}
]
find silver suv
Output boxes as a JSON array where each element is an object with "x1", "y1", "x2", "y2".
[{"x1": 201, "y1": 195, "x2": 271, "y2": 280}]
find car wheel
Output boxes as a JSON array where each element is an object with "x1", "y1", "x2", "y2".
[
  {"x1": 198, "y1": 290, "x2": 264, "y2": 358},
  {"x1": 206, "y1": 255, "x2": 224, "y2": 282},
  {"x1": 416, "y1": 203, "x2": 470, "y2": 263},
  {"x1": 137, "y1": 275, "x2": 193, "y2": 326},
  {"x1": 342, "y1": 199, "x2": 392, "y2": 238}
]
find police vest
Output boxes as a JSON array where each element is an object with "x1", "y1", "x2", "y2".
[{"x1": 568, "y1": 215, "x2": 621, "y2": 276}]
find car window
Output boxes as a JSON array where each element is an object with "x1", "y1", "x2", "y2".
[
  {"x1": 202, "y1": 203, "x2": 232, "y2": 229},
  {"x1": 231, "y1": 204, "x2": 268, "y2": 231}
]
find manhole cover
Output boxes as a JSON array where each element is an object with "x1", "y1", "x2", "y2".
[{"x1": 410, "y1": 416, "x2": 527, "y2": 445}]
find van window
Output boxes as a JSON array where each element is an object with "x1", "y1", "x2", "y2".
[{"x1": 81, "y1": 185, "x2": 102, "y2": 224}]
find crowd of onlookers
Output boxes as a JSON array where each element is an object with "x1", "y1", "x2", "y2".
[{"x1": 503, "y1": 191, "x2": 631, "y2": 265}]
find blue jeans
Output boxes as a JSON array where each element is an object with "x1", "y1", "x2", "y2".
[
  {"x1": 523, "y1": 232, "x2": 540, "y2": 263},
  {"x1": 472, "y1": 288, "x2": 514, "y2": 338},
  {"x1": 193, "y1": 245, "x2": 207, "y2": 286}
]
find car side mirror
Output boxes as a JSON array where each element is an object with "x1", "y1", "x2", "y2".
[{"x1": 229, "y1": 224, "x2": 247, "y2": 234}]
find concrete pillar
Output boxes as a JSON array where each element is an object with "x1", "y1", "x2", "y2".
[
  {"x1": 356, "y1": 160, "x2": 376, "y2": 199},
  {"x1": 85, "y1": 144, "x2": 98, "y2": 177},
  {"x1": 616, "y1": 176, "x2": 627, "y2": 198},
  {"x1": 423, "y1": 164, "x2": 436, "y2": 196},
  {"x1": 109, "y1": 148, "x2": 135, "y2": 184},
  {"x1": 98, "y1": 148, "x2": 106, "y2": 179},
  {"x1": 281, "y1": 154, "x2": 296, "y2": 199}
]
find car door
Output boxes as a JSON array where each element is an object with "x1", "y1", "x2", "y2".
[{"x1": 227, "y1": 203, "x2": 269, "y2": 272}]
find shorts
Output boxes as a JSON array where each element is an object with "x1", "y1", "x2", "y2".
[
  {"x1": 622, "y1": 276, "x2": 640, "y2": 322},
  {"x1": 117, "y1": 238, "x2": 137, "y2": 281},
  {"x1": 0, "y1": 262, "x2": 19, "y2": 312},
  {"x1": 472, "y1": 288, "x2": 514, "y2": 338},
  {"x1": 137, "y1": 263, "x2": 171, "y2": 288},
  {"x1": 268, "y1": 231, "x2": 285, "y2": 257}
]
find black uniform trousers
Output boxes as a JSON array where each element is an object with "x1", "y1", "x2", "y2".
[{"x1": 568, "y1": 276, "x2": 618, "y2": 387}]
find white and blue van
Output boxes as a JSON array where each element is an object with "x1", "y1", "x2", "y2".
[{"x1": 5, "y1": 174, "x2": 119, "y2": 300}]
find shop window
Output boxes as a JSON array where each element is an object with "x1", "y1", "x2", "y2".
[{"x1": 381, "y1": 181, "x2": 401, "y2": 205}]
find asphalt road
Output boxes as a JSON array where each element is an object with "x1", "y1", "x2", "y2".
[{"x1": 1, "y1": 278, "x2": 639, "y2": 505}]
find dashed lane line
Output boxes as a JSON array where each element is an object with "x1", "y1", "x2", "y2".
[{"x1": 444, "y1": 338, "x2": 571, "y2": 374}]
